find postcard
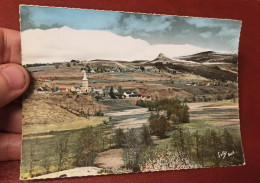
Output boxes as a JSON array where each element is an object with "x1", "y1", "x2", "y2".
[{"x1": 20, "y1": 5, "x2": 244, "y2": 180}]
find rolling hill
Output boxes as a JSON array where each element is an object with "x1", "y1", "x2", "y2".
[{"x1": 177, "y1": 51, "x2": 238, "y2": 64}]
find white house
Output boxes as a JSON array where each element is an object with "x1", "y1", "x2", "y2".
[
  {"x1": 123, "y1": 91, "x2": 134, "y2": 98},
  {"x1": 36, "y1": 87, "x2": 49, "y2": 94},
  {"x1": 92, "y1": 88, "x2": 104, "y2": 94}
]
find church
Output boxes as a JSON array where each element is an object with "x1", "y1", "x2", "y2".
[
  {"x1": 70, "y1": 70, "x2": 91, "y2": 93},
  {"x1": 81, "y1": 70, "x2": 89, "y2": 93}
]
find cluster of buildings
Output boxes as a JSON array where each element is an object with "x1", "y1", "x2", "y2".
[{"x1": 35, "y1": 71, "x2": 145, "y2": 99}]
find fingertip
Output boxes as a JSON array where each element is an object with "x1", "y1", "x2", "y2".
[
  {"x1": 0, "y1": 64, "x2": 30, "y2": 107},
  {"x1": 1, "y1": 65, "x2": 26, "y2": 89}
]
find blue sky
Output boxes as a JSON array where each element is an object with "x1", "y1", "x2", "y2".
[
  {"x1": 20, "y1": 5, "x2": 242, "y2": 53},
  {"x1": 26, "y1": 7, "x2": 121, "y2": 30}
]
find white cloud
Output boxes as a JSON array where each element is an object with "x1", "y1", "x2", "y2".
[
  {"x1": 21, "y1": 26, "x2": 208, "y2": 64},
  {"x1": 200, "y1": 31, "x2": 212, "y2": 39},
  {"x1": 217, "y1": 27, "x2": 240, "y2": 37}
]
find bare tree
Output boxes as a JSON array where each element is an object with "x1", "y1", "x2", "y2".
[
  {"x1": 28, "y1": 144, "x2": 36, "y2": 177},
  {"x1": 57, "y1": 135, "x2": 69, "y2": 171},
  {"x1": 41, "y1": 147, "x2": 52, "y2": 174}
]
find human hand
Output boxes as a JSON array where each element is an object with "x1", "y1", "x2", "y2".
[{"x1": 0, "y1": 28, "x2": 30, "y2": 161}]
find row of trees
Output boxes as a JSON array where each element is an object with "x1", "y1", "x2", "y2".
[
  {"x1": 23, "y1": 124, "x2": 154, "y2": 177},
  {"x1": 171, "y1": 128, "x2": 244, "y2": 167},
  {"x1": 21, "y1": 124, "x2": 113, "y2": 178},
  {"x1": 136, "y1": 98, "x2": 189, "y2": 123},
  {"x1": 114, "y1": 125, "x2": 243, "y2": 172},
  {"x1": 22, "y1": 121, "x2": 243, "y2": 178},
  {"x1": 21, "y1": 134, "x2": 71, "y2": 178},
  {"x1": 108, "y1": 86, "x2": 124, "y2": 99},
  {"x1": 136, "y1": 98, "x2": 189, "y2": 138},
  {"x1": 93, "y1": 85, "x2": 125, "y2": 100},
  {"x1": 114, "y1": 125, "x2": 153, "y2": 149}
]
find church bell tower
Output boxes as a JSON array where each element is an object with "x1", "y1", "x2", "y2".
[{"x1": 82, "y1": 70, "x2": 88, "y2": 92}]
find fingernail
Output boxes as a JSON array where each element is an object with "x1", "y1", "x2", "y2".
[{"x1": 1, "y1": 65, "x2": 26, "y2": 90}]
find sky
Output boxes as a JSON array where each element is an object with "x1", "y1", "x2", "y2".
[{"x1": 20, "y1": 6, "x2": 242, "y2": 64}]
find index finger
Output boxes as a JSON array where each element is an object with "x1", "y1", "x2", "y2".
[{"x1": 0, "y1": 28, "x2": 21, "y2": 64}]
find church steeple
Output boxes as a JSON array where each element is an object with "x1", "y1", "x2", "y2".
[
  {"x1": 81, "y1": 70, "x2": 89, "y2": 92},
  {"x1": 82, "y1": 70, "x2": 88, "y2": 81}
]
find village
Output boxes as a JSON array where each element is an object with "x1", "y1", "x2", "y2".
[
  {"x1": 35, "y1": 69, "x2": 154, "y2": 100},
  {"x1": 32, "y1": 57, "x2": 235, "y2": 105}
]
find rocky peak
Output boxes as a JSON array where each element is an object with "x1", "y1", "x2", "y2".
[{"x1": 153, "y1": 53, "x2": 172, "y2": 62}]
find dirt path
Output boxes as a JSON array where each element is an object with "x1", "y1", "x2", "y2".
[
  {"x1": 106, "y1": 108, "x2": 149, "y2": 117},
  {"x1": 114, "y1": 118, "x2": 147, "y2": 130},
  {"x1": 94, "y1": 148, "x2": 124, "y2": 169}
]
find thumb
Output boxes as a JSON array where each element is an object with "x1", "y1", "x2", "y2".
[{"x1": 0, "y1": 64, "x2": 30, "y2": 108}]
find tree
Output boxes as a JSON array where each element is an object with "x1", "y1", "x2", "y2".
[
  {"x1": 182, "y1": 105, "x2": 190, "y2": 123},
  {"x1": 115, "y1": 128, "x2": 126, "y2": 148},
  {"x1": 95, "y1": 94, "x2": 102, "y2": 101},
  {"x1": 87, "y1": 67, "x2": 91, "y2": 73},
  {"x1": 192, "y1": 96, "x2": 196, "y2": 103},
  {"x1": 216, "y1": 95, "x2": 223, "y2": 101},
  {"x1": 57, "y1": 134, "x2": 69, "y2": 171},
  {"x1": 141, "y1": 124, "x2": 153, "y2": 146},
  {"x1": 140, "y1": 66, "x2": 145, "y2": 72},
  {"x1": 125, "y1": 129, "x2": 138, "y2": 148},
  {"x1": 66, "y1": 63, "x2": 71, "y2": 67},
  {"x1": 27, "y1": 142, "x2": 36, "y2": 177},
  {"x1": 41, "y1": 146, "x2": 52, "y2": 174},
  {"x1": 54, "y1": 63, "x2": 59, "y2": 69},
  {"x1": 223, "y1": 129, "x2": 234, "y2": 152},
  {"x1": 75, "y1": 127, "x2": 100, "y2": 167},
  {"x1": 149, "y1": 114, "x2": 171, "y2": 138},
  {"x1": 171, "y1": 127, "x2": 192, "y2": 158},
  {"x1": 154, "y1": 62, "x2": 164, "y2": 72},
  {"x1": 209, "y1": 130, "x2": 222, "y2": 166},
  {"x1": 117, "y1": 85, "x2": 123, "y2": 97},
  {"x1": 109, "y1": 87, "x2": 116, "y2": 99},
  {"x1": 194, "y1": 130, "x2": 204, "y2": 165}
]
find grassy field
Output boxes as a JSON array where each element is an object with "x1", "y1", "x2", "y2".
[{"x1": 23, "y1": 99, "x2": 107, "y2": 136}]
